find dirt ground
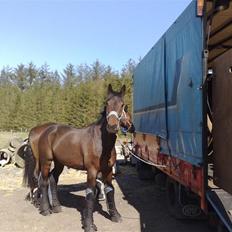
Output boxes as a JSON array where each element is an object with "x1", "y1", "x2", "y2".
[{"x1": 0, "y1": 164, "x2": 212, "y2": 232}]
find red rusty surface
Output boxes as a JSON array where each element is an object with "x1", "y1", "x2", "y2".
[{"x1": 133, "y1": 132, "x2": 207, "y2": 211}]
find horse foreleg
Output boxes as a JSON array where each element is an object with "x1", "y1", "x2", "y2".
[
  {"x1": 83, "y1": 168, "x2": 98, "y2": 232},
  {"x1": 102, "y1": 169, "x2": 122, "y2": 223}
]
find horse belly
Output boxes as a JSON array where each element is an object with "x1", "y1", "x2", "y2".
[{"x1": 53, "y1": 145, "x2": 85, "y2": 170}]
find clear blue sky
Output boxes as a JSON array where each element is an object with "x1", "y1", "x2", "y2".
[{"x1": 0, "y1": 0, "x2": 192, "y2": 73}]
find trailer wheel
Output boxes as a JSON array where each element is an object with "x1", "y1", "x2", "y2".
[
  {"x1": 136, "y1": 160, "x2": 154, "y2": 180},
  {"x1": 166, "y1": 177, "x2": 184, "y2": 219},
  {"x1": 166, "y1": 177, "x2": 203, "y2": 219},
  {"x1": 155, "y1": 172, "x2": 167, "y2": 191}
]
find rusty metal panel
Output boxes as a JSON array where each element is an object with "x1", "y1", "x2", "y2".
[
  {"x1": 132, "y1": 132, "x2": 206, "y2": 210},
  {"x1": 212, "y1": 49, "x2": 232, "y2": 194}
]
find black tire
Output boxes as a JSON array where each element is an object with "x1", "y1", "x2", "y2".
[
  {"x1": 0, "y1": 149, "x2": 12, "y2": 167},
  {"x1": 166, "y1": 177, "x2": 203, "y2": 220},
  {"x1": 9, "y1": 138, "x2": 23, "y2": 149},
  {"x1": 8, "y1": 146, "x2": 15, "y2": 153},
  {"x1": 166, "y1": 177, "x2": 184, "y2": 219},
  {"x1": 136, "y1": 160, "x2": 154, "y2": 180},
  {"x1": 155, "y1": 172, "x2": 167, "y2": 191},
  {"x1": 14, "y1": 144, "x2": 27, "y2": 168}
]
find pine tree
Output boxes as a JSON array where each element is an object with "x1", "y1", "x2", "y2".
[{"x1": 62, "y1": 63, "x2": 77, "y2": 87}]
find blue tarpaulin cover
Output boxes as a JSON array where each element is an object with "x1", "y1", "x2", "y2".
[{"x1": 133, "y1": 1, "x2": 203, "y2": 166}]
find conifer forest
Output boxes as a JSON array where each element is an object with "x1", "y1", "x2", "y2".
[{"x1": 0, "y1": 59, "x2": 136, "y2": 131}]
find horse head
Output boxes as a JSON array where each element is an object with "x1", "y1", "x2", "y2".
[
  {"x1": 105, "y1": 84, "x2": 126, "y2": 134},
  {"x1": 119, "y1": 105, "x2": 135, "y2": 134}
]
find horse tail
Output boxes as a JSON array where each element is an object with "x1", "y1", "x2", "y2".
[{"x1": 23, "y1": 141, "x2": 38, "y2": 190}]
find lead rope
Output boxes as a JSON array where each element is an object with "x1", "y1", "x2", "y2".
[{"x1": 116, "y1": 139, "x2": 166, "y2": 168}]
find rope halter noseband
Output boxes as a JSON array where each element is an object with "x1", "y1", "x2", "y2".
[
  {"x1": 106, "y1": 110, "x2": 123, "y2": 121},
  {"x1": 106, "y1": 108, "x2": 132, "y2": 132},
  {"x1": 106, "y1": 104, "x2": 125, "y2": 130}
]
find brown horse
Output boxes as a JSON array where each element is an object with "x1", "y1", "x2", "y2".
[
  {"x1": 23, "y1": 84, "x2": 134, "y2": 232},
  {"x1": 24, "y1": 106, "x2": 134, "y2": 206}
]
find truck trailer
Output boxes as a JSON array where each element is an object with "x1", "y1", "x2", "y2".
[{"x1": 132, "y1": 0, "x2": 232, "y2": 231}]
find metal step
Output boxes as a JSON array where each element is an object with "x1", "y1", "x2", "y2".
[{"x1": 207, "y1": 189, "x2": 232, "y2": 232}]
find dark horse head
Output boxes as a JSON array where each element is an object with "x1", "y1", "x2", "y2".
[{"x1": 105, "y1": 84, "x2": 128, "y2": 134}]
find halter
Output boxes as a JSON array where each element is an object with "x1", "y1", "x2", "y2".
[
  {"x1": 106, "y1": 107, "x2": 132, "y2": 133},
  {"x1": 106, "y1": 106, "x2": 125, "y2": 131},
  {"x1": 120, "y1": 110, "x2": 133, "y2": 133},
  {"x1": 106, "y1": 110, "x2": 123, "y2": 121}
]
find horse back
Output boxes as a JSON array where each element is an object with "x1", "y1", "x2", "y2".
[{"x1": 39, "y1": 124, "x2": 100, "y2": 170}]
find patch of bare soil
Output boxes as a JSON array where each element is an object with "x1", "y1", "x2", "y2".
[{"x1": 0, "y1": 164, "x2": 211, "y2": 232}]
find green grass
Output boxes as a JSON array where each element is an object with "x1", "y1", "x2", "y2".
[{"x1": 0, "y1": 131, "x2": 28, "y2": 149}]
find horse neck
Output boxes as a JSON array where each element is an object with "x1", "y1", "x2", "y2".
[{"x1": 99, "y1": 117, "x2": 117, "y2": 147}]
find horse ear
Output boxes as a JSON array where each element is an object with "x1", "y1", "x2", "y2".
[
  {"x1": 124, "y1": 105, "x2": 128, "y2": 112},
  {"x1": 120, "y1": 85, "x2": 126, "y2": 97},
  {"x1": 108, "y1": 84, "x2": 113, "y2": 95}
]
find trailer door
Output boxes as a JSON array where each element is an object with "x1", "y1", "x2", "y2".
[{"x1": 212, "y1": 49, "x2": 232, "y2": 195}]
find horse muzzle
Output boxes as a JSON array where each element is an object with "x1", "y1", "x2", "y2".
[
  {"x1": 106, "y1": 124, "x2": 119, "y2": 134},
  {"x1": 106, "y1": 111, "x2": 121, "y2": 133}
]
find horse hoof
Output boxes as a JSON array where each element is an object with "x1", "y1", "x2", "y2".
[
  {"x1": 92, "y1": 224, "x2": 97, "y2": 231},
  {"x1": 25, "y1": 193, "x2": 31, "y2": 201},
  {"x1": 84, "y1": 225, "x2": 97, "y2": 232},
  {"x1": 83, "y1": 223, "x2": 97, "y2": 232},
  {"x1": 52, "y1": 205, "x2": 62, "y2": 213},
  {"x1": 40, "y1": 209, "x2": 51, "y2": 216},
  {"x1": 111, "y1": 213, "x2": 122, "y2": 223},
  {"x1": 32, "y1": 200, "x2": 40, "y2": 208},
  {"x1": 33, "y1": 203, "x2": 40, "y2": 208}
]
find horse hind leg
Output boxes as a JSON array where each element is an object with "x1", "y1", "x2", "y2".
[
  {"x1": 32, "y1": 187, "x2": 41, "y2": 208},
  {"x1": 23, "y1": 144, "x2": 40, "y2": 207},
  {"x1": 96, "y1": 178, "x2": 105, "y2": 201},
  {"x1": 25, "y1": 185, "x2": 41, "y2": 208},
  {"x1": 30, "y1": 171, "x2": 41, "y2": 208},
  {"x1": 49, "y1": 161, "x2": 64, "y2": 213},
  {"x1": 39, "y1": 161, "x2": 52, "y2": 216}
]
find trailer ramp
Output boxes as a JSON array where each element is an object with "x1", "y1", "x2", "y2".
[{"x1": 207, "y1": 189, "x2": 232, "y2": 231}]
